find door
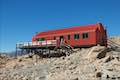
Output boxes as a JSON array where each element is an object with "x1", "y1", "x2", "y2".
[{"x1": 60, "y1": 36, "x2": 64, "y2": 41}]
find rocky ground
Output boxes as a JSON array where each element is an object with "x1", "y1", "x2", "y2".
[
  {"x1": 110, "y1": 36, "x2": 120, "y2": 45},
  {"x1": 0, "y1": 37, "x2": 120, "y2": 80}
]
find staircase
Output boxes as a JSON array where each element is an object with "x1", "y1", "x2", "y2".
[
  {"x1": 107, "y1": 39, "x2": 120, "y2": 51},
  {"x1": 53, "y1": 40, "x2": 74, "y2": 56}
]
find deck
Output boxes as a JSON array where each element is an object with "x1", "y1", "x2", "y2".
[{"x1": 16, "y1": 40, "x2": 57, "y2": 49}]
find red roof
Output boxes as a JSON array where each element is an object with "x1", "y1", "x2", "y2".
[{"x1": 35, "y1": 23, "x2": 102, "y2": 37}]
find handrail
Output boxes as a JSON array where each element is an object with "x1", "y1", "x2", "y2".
[
  {"x1": 107, "y1": 39, "x2": 120, "y2": 48},
  {"x1": 16, "y1": 40, "x2": 57, "y2": 48}
]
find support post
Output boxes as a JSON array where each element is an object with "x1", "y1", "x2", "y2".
[{"x1": 15, "y1": 44, "x2": 18, "y2": 58}]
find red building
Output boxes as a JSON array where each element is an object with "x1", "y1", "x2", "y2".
[{"x1": 32, "y1": 23, "x2": 107, "y2": 48}]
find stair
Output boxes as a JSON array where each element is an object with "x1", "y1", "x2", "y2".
[{"x1": 107, "y1": 39, "x2": 120, "y2": 51}]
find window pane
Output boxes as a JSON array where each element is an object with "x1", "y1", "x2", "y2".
[
  {"x1": 68, "y1": 35, "x2": 70, "y2": 40},
  {"x1": 77, "y1": 34, "x2": 79, "y2": 39},
  {"x1": 74, "y1": 34, "x2": 79, "y2": 40},
  {"x1": 54, "y1": 36, "x2": 56, "y2": 40},
  {"x1": 74, "y1": 34, "x2": 76, "y2": 39},
  {"x1": 83, "y1": 33, "x2": 88, "y2": 39}
]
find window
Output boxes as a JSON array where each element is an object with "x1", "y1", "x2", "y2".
[
  {"x1": 60, "y1": 36, "x2": 64, "y2": 40},
  {"x1": 74, "y1": 34, "x2": 79, "y2": 40},
  {"x1": 82, "y1": 33, "x2": 88, "y2": 39},
  {"x1": 67, "y1": 35, "x2": 70, "y2": 40},
  {"x1": 36, "y1": 38, "x2": 45, "y2": 41},
  {"x1": 54, "y1": 36, "x2": 56, "y2": 40}
]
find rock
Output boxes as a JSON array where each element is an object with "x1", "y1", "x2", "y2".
[
  {"x1": 1, "y1": 40, "x2": 120, "y2": 80},
  {"x1": 96, "y1": 72, "x2": 102, "y2": 78},
  {"x1": 35, "y1": 76, "x2": 46, "y2": 80},
  {"x1": 70, "y1": 77, "x2": 79, "y2": 80},
  {"x1": 96, "y1": 48, "x2": 107, "y2": 59},
  {"x1": 104, "y1": 55, "x2": 114, "y2": 63},
  {"x1": 69, "y1": 65, "x2": 77, "y2": 70}
]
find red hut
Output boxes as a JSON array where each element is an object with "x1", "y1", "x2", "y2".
[{"x1": 32, "y1": 23, "x2": 107, "y2": 48}]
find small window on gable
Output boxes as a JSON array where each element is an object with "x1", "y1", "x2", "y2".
[
  {"x1": 67, "y1": 35, "x2": 70, "y2": 40},
  {"x1": 83, "y1": 33, "x2": 88, "y2": 39},
  {"x1": 74, "y1": 34, "x2": 79, "y2": 40}
]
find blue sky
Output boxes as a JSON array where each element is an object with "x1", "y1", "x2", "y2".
[{"x1": 0, "y1": 0, "x2": 120, "y2": 52}]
